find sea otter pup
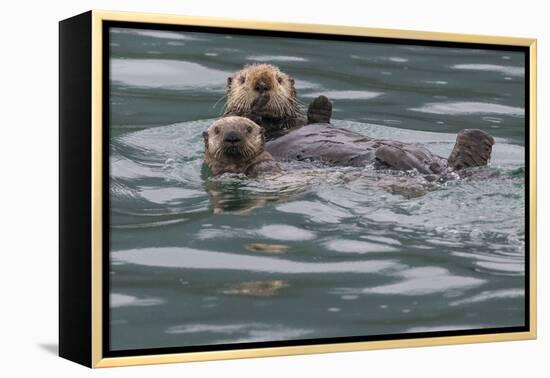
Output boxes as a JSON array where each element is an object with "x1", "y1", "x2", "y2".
[
  {"x1": 223, "y1": 64, "x2": 495, "y2": 174},
  {"x1": 203, "y1": 116, "x2": 281, "y2": 177}
]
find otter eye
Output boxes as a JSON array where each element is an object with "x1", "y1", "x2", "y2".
[
  {"x1": 277, "y1": 76, "x2": 283, "y2": 84},
  {"x1": 239, "y1": 76, "x2": 245, "y2": 84},
  {"x1": 214, "y1": 127, "x2": 220, "y2": 134},
  {"x1": 247, "y1": 126, "x2": 253, "y2": 133}
]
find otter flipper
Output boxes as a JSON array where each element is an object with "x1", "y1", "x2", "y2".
[
  {"x1": 447, "y1": 129, "x2": 495, "y2": 170},
  {"x1": 307, "y1": 95, "x2": 332, "y2": 124}
]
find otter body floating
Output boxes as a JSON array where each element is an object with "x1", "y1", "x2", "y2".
[
  {"x1": 267, "y1": 96, "x2": 495, "y2": 173},
  {"x1": 220, "y1": 64, "x2": 495, "y2": 175}
]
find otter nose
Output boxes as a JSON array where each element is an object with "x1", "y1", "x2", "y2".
[
  {"x1": 254, "y1": 80, "x2": 270, "y2": 92},
  {"x1": 224, "y1": 131, "x2": 241, "y2": 143}
]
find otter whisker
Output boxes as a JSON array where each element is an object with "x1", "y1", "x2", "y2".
[
  {"x1": 212, "y1": 93, "x2": 228, "y2": 110},
  {"x1": 222, "y1": 64, "x2": 307, "y2": 135},
  {"x1": 214, "y1": 148, "x2": 224, "y2": 161}
]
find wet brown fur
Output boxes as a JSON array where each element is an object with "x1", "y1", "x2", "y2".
[
  {"x1": 203, "y1": 116, "x2": 281, "y2": 176},
  {"x1": 223, "y1": 64, "x2": 306, "y2": 137}
]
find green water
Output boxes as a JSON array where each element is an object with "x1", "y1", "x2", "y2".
[{"x1": 108, "y1": 27, "x2": 526, "y2": 351}]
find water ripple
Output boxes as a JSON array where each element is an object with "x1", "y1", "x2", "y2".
[
  {"x1": 362, "y1": 267, "x2": 486, "y2": 295},
  {"x1": 111, "y1": 293, "x2": 164, "y2": 308},
  {"x1": 451, "y1": 64, "x2": 524, "y2": 77},
  {"x1": 410, "y1": 101, "x2": 524, "y2": 116},
  {"x1": 111, "y1": 59, "x2": 229, "y2": 90},
  {"x1": 112, "y1": 247, "x2": 402, "y2": 274}
]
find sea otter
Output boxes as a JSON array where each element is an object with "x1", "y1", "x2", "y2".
[
  {"x1": 223, "y1": 64, "x2": 495, "y2": 173},
  {"x1": 267, "y1": 96, "x2": 494, "y2": 173},
  {"x1": 223, "y1": 63, "x2": 306, "y2": 138},
  {"x1": 203, "y1": 116, "x2": 281, "y2": 177}
]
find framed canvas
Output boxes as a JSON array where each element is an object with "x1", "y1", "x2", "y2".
[{"x1": 59, "y1": 10, "x2": 537, "y2": 368}]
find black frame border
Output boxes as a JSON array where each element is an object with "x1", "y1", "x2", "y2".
[{"x1": 59, "y1": 11, "x2": 93, "y2": 367}]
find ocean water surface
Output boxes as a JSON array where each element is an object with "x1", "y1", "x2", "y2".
[{"x1": 108, "y1": 27, "x2": 526, "y2": 351}]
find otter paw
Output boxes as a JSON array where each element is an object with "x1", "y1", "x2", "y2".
[
  {"x1": 242, "y1": 111, "x2": 262, "y2": 125},
  {"x1": 307, "y1": 95, "x2": 332, "y2": 124},
  {"x1": 447, "y1": 129, "x2": 495, "y2": 170}
]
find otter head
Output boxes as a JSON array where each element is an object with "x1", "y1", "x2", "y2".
[
  {"x1": 224, "y1": 64, "x2": 299, "y2": 119},
  {"x1": 203, "y1": 116, "x2": 266, "y2": 165}
]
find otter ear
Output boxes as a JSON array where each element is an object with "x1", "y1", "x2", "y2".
[
  {"x1": 289, "y1": 77, "x2": 295, "y2": 86},
  {"x1": 202, "y1": 131, "x2": 209, "y2": 141},
  {"x1": 227, "y1": 77, "x2": 232, "y2": 87},
  {"x1": 259, "y1": 127, "x2": 266, "y2": 135}
]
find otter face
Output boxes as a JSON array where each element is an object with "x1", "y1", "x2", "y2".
[
  {"x1": 203, "y1": 116, "x2": 266, "y2": 162},
  {"x1": 225, "y1": 64, "x2": 298, "y2": 118}
]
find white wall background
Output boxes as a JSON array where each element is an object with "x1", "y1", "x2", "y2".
[{"x1": 1, "y1": 0, "x2": 547, "y2": 376}]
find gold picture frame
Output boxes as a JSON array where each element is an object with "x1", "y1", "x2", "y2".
[{"x1": 59, "y1": 9, "x2": 537, "y2": 368}]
